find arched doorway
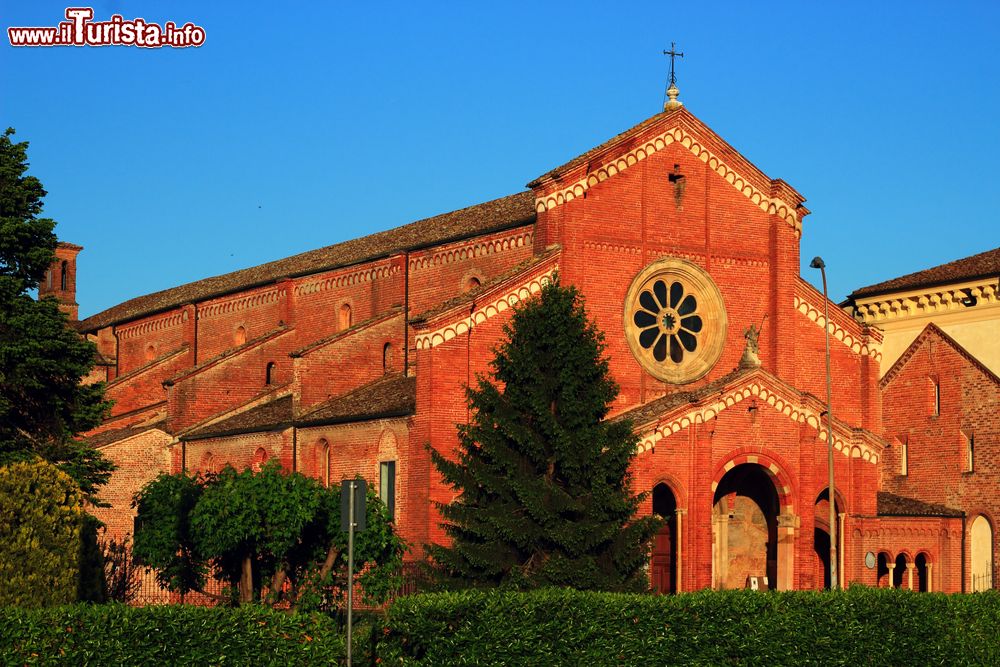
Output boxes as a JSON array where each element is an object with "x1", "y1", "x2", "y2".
[
  {"x1": 651, "y1": 483, "x2": 677, "y2": 594},
  {"x1": 813, "y1": 489, "x2": 842, "y2": 590},
  {"x1": 971, "y1": 515, "x2": 994, "y2": 591},
  {"x1": 712, "y1": 464, "x2": 779, "y2": 590}
]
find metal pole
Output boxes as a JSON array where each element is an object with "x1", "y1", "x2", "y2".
[
  {"x1": 813, "y1": 258, "x2": 838, "y2": 590},
  {"x1": 347, "y1": 481, "x2": 355, "y2": 667}
]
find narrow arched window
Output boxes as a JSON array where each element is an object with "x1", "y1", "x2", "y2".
[
  {"x1": 60, "y1": 261, "x2": 68, "y2": 291},
  {"x1": 320, "y1": 439, "x2": 330, "y2": 487},
  {"x1": 145, "y1": 344, "x2": 156, "y2": 362},
  {"x1": 265, "y1": 361, "x2": 276, "y2": 385},
  {"x1": 383, "y1": 342, "x2": 393, "y2": 372},
  {"x1": 251, "y1": 447, "x2": 269, "y2": 472},
  {"x1": 963, "y1": 431, "x2": 975, "y2": 473},
  {"x1": 234, "y1": 325, "x2": 247, "y2": 346},
  {"x1": 46, "y1": 269, "x2": 53, "y2": 290},
  {"x1": 339, "y1": 303, "x2": 352, "y2": 330},
  {"x1": 928, "y1": 377, "x2": 940, "y2": 416}
]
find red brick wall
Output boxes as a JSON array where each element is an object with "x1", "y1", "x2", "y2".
[
  {"x1": 296, "y1": 420, "x2": 413, "y2": 541},
  {"x1": 105, "y1": 347, "x2": 191, "y2": 416},
  {"x1": 89, "y1": 429, "x2": 173, "y2": 540},
  {"x1": 407, "y1": 227, "x2": 535, "y2": 318},
  {"x1": 196, "y1": 284, "x2": 287, "y2": 362},
  {"x1": 166, "y1": 329, "x2": 296, "y2": 431},
  {"x1": 293, "y1": 257, "x2": 404, "y2": 345},
  {"x1": 295, "y1": 313, "x2": 403, "y2": 411},
  {"x1": 882, "y1": 328, "x2": 1000, "y2": 589},
  {"x1": 115, "y1": 308, "x2": 190, "y2": 375},
  {"x1": 184, "y1": 430, "x2": 292, "y2": 475}
]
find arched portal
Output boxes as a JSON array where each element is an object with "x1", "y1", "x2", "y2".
[
  {"x1": 813, "y1": 489, "x2": 842, "y2": 590},
  {"x1": 971, "y1": 515, "x2": 994, "y2": 591},
  {"x1": 712, "y1": 464, "x2": 779, "y2": 590},
  {"x1": 651, "y1": 483, "x2": 677, "y2": 594}
]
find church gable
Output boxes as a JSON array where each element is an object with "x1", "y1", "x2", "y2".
[{"x1": 530, "y1": 107, "x2": 807, "y2": 236}]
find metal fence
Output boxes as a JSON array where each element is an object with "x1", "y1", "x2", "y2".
[
  {"x1": 971, "y1": 570, "x2": 994, "y2": 593},
  {"x1": 130, "y1": 561, "x2": 430, "y2": 607}
]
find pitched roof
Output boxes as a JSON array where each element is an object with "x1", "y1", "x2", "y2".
[
  {"x1": 298, "y1": 373, "x2": 416, "y2": 426},
  {"x1": 79, "y1": 191, "x2": 537, "y2": 333},
  {"x1": 181, "y1": 374, "x2": 416, "y2": 440},
  {"x1": 877, "y1": 491, "x2": 963, "y2": 517},
  {"x1": 184, "y1": 394, "x2": 294, "y2": 440},
  {"x1": 880, "y1": 322, "x2": 1000, "y2": 390},
  {"x1": 86, "y1": 419, "x2": 169, "y2": 448},
  {"x1": 850, "y1": 246, "x2": 1000, "y2": 300}
]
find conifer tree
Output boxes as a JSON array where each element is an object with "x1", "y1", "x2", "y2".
[
  {"x1": 0, "y1": 128, "x2": 112, "y2": 502},
  {"x1": 429, "y1": 279, "x2": 661, "y2": 591}
]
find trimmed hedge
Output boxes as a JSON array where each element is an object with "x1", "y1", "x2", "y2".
[
  {"x1": 379, "y1": 587, "x2": 1000, "y2": 666},
  {"x1": 0, "y1": 604, "x2": 344, "y2": 666}
]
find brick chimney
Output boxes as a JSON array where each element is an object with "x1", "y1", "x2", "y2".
[{"x1": 38, "y1": 242, "x2": 83, "y2": 321}]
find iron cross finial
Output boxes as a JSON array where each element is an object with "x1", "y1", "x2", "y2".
[
  {"x1": 662, "y1": 42, "x2": 685, "y2": 111},
  {"x1": 663, "y1": 42, "x2": 684, "y2": 87}
]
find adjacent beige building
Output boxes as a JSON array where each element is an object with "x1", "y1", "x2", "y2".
[{"x1": 845, "y1": 247, "x2": 1000, "y2": 376}]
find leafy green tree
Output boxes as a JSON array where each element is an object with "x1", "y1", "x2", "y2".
[
  {"x1": 0, "y1": 458, "x2": 83, "y2": 607},
  {"x1": 133, "y1": 463, "x2": 406, "y2": 608},
  {"x1": 0, "y1": 127, "x2": 112, "y2": 503},
  {"x1": 132, "y1": 471, "x2": 206, "y2": 596},
  {"x1": 429, "y1": 280, "x2": 661, "y2": 592}
]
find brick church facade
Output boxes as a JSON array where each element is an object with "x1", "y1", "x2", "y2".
[{"x1": 50, "y1": 99, "x2": 999, "y2": 594}]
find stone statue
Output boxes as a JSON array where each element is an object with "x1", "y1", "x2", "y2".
[{"x1": 740, "y1": 315, "x2": 767, "y2": 368}]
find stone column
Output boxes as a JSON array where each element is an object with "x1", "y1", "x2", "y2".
[
  {"x1": 675, "y1": 508, "x2": 686, "y2": 593},
  {"x1": 906, "y1": 563, "x2": 915, "y2": 591},
  {"x1": 711, "y1": 511, "x2": 728, "y2": 590},
  {"x1": 927, "y1": 563, "x2": 934, "y2": 592},
  {"x1": 886, "y1": 563, "x2": 896, "y2": 588},
  {"x1": 838, "y1": 513, "x2": 846, "y2": 588},
  {"x1": 777, "y1": 513, "x2": 800, "y2": 591}
]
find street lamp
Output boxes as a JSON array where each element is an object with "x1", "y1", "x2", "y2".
[{"x1": 810, "y1": 256, "x2": 838, "y2": 590}]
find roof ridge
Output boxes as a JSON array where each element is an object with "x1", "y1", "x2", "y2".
[
  {"x1": 850, "y1": 246, "x2": 1000, "y2": 300},
  {"x1": 79, "y1": 191, "x2": 536, "y2": 333}
]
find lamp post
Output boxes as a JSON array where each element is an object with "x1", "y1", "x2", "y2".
[{"x1": 810, "y1": 256, "x2": 838, "y2": 590}]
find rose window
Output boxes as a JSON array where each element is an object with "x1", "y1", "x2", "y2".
[
  {"x1": 632, "y1": 279, "x2": 703, "y2": 363},
  {"x1": 623, "y1": 258, "x2": 727, "y2": 384}
]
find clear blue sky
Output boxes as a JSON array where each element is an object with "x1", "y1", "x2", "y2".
[{"x1": 2, "y1": 1, "x2": 998, "y2": 316}]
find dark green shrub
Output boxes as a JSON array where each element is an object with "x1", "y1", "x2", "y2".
[
  {"x1": 0, "y1": 604, "x2": 344, "y2": 666},
  {"x1": 378, "y1": 587, "x2": 1000, "y2": 666},
  {"x1": 0, "y1": 459, "x2": 82, "y2": 607},
  {"x1": 77, "y1": 515, "x2": 106, "y2": 603}
]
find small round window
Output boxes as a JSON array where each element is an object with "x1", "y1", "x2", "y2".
[{"x1": 624, "y1": 258, "x2": 727, "y2": 384}]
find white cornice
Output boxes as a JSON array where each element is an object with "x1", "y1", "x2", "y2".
[{"x1": 852, "y1": 278, "x2": 999, "y2": 326}]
